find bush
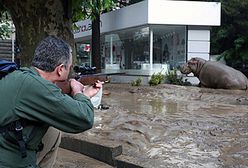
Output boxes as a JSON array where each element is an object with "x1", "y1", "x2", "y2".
[
  {"x1": 149, "y1": 72, "x2": 165, "y2": 86},
  {"x1": 165, "y1": 69, "x2": 184, "y2": 85},
  {"x1": 131, "y1": 78, "x2": 142, "y2": 86}
]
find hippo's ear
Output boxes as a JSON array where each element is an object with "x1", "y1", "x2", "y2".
[{"x1": 189, "y1": 57, "x2": 198, "y2": 64}]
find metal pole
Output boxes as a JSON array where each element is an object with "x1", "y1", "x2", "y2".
[
  {"x1": 11, "y1": 23, "x2": 15, "y2": 62},
  {"x1": 110, "y1": 35, "x2": 113, "y2": 65},
  {"x1": 149, "y1": 28, "x2": 153, "y2": 70}
]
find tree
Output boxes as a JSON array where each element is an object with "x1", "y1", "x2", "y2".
[
  {"x1": 210, "y1": 0, "x2": 248, "y2": 64},
  {"x1": 0, "y1": 12, "x2": 11, "y2": 40},
  {"x1": 74, "y1": 0, "x2": 117, "y2": 72},
  {"x1": 0, "y1": 0, "x2": 120, "y2": 68},
  {"x1": 0, "y1": 0, "x2": 75, "y2": 66},
  {"x1": 0, "y1": 0, "x2": 141, "y2": 67}
]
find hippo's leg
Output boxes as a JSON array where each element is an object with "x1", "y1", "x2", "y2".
[{"x1": 198, "y1": 82, "x2": 208, "y2": 88}]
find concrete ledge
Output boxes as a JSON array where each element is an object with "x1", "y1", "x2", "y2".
[
  {"x1": 60, "y1": 136, "x2": 122, "y2": 166},
  {"x1": 55, "y1": 148, "x2": 114, "y2": 168},
  {"x1": 116, "y1": 155, "x2": 144, "y2": 168},
  {"x1": 60, "y1": 135, "x2": 145, "y2": 168}
]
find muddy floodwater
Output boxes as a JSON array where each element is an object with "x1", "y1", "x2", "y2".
[{"x1": 68, "y1": 84, "x2": 248, "y2": 168}]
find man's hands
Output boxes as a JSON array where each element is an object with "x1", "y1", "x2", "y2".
[
  {"x1": 69, "y1": 79, "x2": 84, "y2": 96},
  {"x1": 69, "y1": 79, "x2": 104, "y2": 98},
  {"x1": 83, "y1": 80, "x2": 104, "y2": 98}
]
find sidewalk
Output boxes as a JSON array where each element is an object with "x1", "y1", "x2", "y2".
[{"x1": 54, "y1": 148, "x2": 114, "y2": 168}]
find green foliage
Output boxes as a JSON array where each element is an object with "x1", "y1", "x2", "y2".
[
  {"x1": 72, "y1": 0, "x2": 143, "y2": 22},
  {"x1": 72, "y1": 0, "x2": 117, "y2": 22},
  {"x1": 131, "y1": 77, "x2": 142, "y2": 86},
  {"x1": 149, "y1": 72, "x2": 165, "y2": 86},
  {"x1": 210, "y1": 0, "x2": 248, "y2": 63},
  {"x1": 72, "y1": 0, "x2": 85, "y2": 22},
  {"x1": 0, "y1": 20, "x2": 11, "y2": 39},
  {"x1": 165, "y1": 69, "x2": 184, "y2": 85},
  {"x1": 0, "y1": 8, "x2": 12, "y2": 39}
]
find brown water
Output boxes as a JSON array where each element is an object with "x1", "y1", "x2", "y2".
[{"x1": 72, "y1": 84, "x2": 248, "y2": 168}]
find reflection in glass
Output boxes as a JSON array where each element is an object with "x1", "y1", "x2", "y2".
[
  {"x1": 152, "y1": 25, "x2": 186, "y2": 70},
  {"x1": 102, "y1": 26, "x2": 150, "y2": 70},
  {"x1": 75, "y1": 42, "x2": 91, "y2": 67}
]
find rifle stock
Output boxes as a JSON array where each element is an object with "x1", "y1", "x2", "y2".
[{"x1": 56, "y1": 75, "x2": 109, "y2": 95}]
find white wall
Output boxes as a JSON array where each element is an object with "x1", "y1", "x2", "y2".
[
  {"x1": 187, "y1": 29, "x2": 210, "y2": 61},
  {"x1": 185, "y1": 28, "x2": 210, "y2": 85},
  {"x1": 148, "y1": 0, "x2": 221, "y2": 26}
]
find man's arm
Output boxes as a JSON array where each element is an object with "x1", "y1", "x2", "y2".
[
  {"x1": 15, "y1": 75, "x2": 95, "y2": 133},
  {"x1": 56, "y1": 75, "x2": 108, "y2": 95}
]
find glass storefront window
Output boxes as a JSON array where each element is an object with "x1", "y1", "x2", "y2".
[
  {"x1": 152, "y1": 25, "x2": 186, "y2": 69},
  {"x1": 101, "y1": 34, "x2": 122, "y2": 70},
  {"x1": 75, "y1": 25, "x2": 186, "y2": 71},
  {"x1": 101, "y1": 26, "x2": 149, "y2": 70}
]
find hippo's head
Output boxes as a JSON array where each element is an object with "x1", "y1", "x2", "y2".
[
  {"x1": 180, "y1": 64, "x2": 192, "y2": 74},
  {"x1": 180, "y1": 57, "x2": 207, "y2": 76}
]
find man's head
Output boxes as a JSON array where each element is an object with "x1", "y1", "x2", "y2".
[{"x1": 32, "y1": 36, "x2": 72, "y2": 82}]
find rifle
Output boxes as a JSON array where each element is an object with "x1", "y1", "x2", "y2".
[{"x1": 56, "y1": 74, "x2": 110, "y2": 95}]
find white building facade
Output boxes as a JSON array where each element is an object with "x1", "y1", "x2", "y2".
[{"x1": 73, "y1": 0, "x2": 221, "y2": 84}]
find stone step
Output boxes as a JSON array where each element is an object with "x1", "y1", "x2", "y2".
[
  {"x1": 0, "y1": 39, "x2": 11, "y2": 42},
  {"x1": 0, "y1": 53, "x2": 12, "y2": 61},
  {"x1": 0, "y1": 41, "x2": 12, "y2": 47},
  {"x1": 0, "y1": 46, "x2": 12, "y2": 50},
  {"x1": 0, "y1": 43, "x2": 12, "y2": 47},
  {"x1": 0, "y1": 49, "x2": 12, "y2": 54},
  {"x1": 0, "y1": 40, "x2": 13, "y2": 60},
  {"x1": 0, "y1": 58, "x2": 12, "y2": 61}
]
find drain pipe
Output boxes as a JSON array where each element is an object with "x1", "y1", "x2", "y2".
[{"x1": 11, "y1": 23, "x2": 15, "y2": 62}]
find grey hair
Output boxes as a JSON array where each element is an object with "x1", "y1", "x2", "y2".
[{"x1": 32, "y1": 36, "x2": 71, "y2": 72}]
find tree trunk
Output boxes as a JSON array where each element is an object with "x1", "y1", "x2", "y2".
[
  {"x1": 91, "y1": 13, "x2": 101, "y2": 72},
  {"x1": 2, "y1": 0, "x2": 75, "y2": 67}
]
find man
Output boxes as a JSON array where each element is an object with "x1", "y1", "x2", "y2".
[{"x1": 0, "y1": 36, "x2": 103, "y2": 167}]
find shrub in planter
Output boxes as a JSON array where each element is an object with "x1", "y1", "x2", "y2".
[
  {"x1": 149, "y1": 72, "x2": 165, "y2": 86},
  {"x1": 131, "y1": 78, "x2": 142, "y2": 86},
  {"x1": 165, "y1": 69, "x2": 184, "y2": 85}
]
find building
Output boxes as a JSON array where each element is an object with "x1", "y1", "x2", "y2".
[{"x1": 73, "y1": 0, "x2": 221, "y2": 84}]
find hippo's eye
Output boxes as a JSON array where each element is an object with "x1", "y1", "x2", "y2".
[{"x1": 188, "y1": 62, "x2": 193, "y2": 65}]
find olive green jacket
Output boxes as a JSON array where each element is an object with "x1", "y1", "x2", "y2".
[{"x1": 0, "y1": 67, "x2": 94, "y2": 167}]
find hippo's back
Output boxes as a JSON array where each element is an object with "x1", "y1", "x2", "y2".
[{"x1": 199, "y1": 61, "x2": 248, "y2": 90}]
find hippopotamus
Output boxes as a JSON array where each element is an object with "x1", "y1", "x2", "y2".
[{"x1": 180, "y1": 57, "x2": 248, "y2": 90}]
